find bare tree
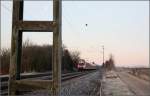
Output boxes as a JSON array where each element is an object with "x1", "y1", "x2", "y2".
[
  {"x1": 70, "y1": 51, "x2": 80, "y2": 68},
  {"x1": 103, "y1": 54, "x2": 115, "y2": 70}
]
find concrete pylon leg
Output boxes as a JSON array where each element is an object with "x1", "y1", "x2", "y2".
[{"x1": 52, "y1": 0, "x2": 62, "y2": 95}]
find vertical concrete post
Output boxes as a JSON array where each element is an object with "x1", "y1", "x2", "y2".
[
  {"x1": 16, "y1": 0, "x2": 23, "y2": 80},
  {"x1": 16, "y1": 31, "x2": 22, "y2": 80},
  {"x1": 9, "y1": 0, "x2": 23, "y2": 95},
  {"x1": 52, "y1": 0, "x2": 62, "y2": 95}
]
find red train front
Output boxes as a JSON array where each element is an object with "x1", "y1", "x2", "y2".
[{"x1": 77, "y1": 59, "x2": 86, "y2": 71}]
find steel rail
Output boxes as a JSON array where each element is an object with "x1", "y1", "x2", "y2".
[{"x1": 0, "y1": 70, "x2": 96, "y2": 96}]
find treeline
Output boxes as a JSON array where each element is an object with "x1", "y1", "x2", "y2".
[
  {"x1": 0, "y1": 40, "x2": 80, "y2": 75},
  {"x1": 102, "y1": 54, "x2": 115, "y2": 70}
]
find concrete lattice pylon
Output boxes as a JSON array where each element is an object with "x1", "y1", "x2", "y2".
[{"x1": 9, "y1": 0, "x2": 62, "y2": 96}]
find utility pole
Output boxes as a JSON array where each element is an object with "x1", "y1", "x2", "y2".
[{"x1": 102, "y1": 45, "x2": 105, "y2": 65}]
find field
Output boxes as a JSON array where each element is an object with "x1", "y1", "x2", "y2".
[{"x1": 116, "y1": 67, "x2": 150, "y2": 82}]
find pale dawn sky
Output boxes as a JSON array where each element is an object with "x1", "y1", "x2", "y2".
[{"x1": 1, "y1": 1, "x2": 149, "y2": 67}]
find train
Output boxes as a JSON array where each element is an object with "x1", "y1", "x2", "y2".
[{"x1": 77, "y1": 59, "x2": 98, "y2": 71}]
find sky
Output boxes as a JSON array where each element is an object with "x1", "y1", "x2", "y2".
[{"x1": 1, "y1": 1, "x2": 149, "y2": 67}]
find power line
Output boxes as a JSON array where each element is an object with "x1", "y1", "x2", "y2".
[
  {"x1": 63, "y1": 14, "x2": 76, "y2": 33},
  {"x1": 1, "y1": 4, "x2": 11, "y2": 12},
  {"x1": 62, "y1": 5, "x2": 81, "y2": 34}
]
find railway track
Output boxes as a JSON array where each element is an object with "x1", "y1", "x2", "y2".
[{"x1": 0, "y1": 70, "x2": 96, "y2": 96}]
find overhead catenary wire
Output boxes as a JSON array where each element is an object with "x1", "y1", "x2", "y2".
[
  {"x1": 2, "y1": 2, "x2": 83, "y2": 34},
  {"x1": 62, "y1": 4, "x2": 85, "y2": 34},
  {"x1": 1, "y1": 4, "x2": 12, "y2": 12}
]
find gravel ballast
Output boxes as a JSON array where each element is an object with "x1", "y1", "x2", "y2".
[{"x1": 22, "y1": 71, "x2": 102, "y2": 96}]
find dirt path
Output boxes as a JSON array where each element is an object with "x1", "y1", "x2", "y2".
[
  {"x1": 117, "y1": 72, "x2": 150, "y2": 96},
  {"x1": 102, "y1": 71, "x2": 135, "y2": 96}
]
